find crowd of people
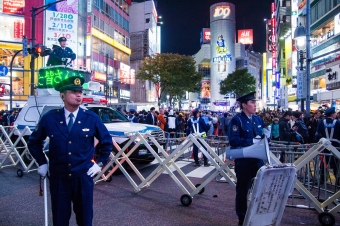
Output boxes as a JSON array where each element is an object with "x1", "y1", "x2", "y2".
[{"x1": 117, "y1": 105, "x2": 340, "y2": 145}]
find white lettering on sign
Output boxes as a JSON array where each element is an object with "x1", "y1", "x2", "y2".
[{"x1": 213, "y1": 6, "x2": 230, "y2": 19}]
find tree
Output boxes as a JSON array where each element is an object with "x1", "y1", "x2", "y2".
[
  {"x1": 219, "y1": 68, "x2": 256, "y2": 98},
  {"x1": 136, "y1": 53, "x2": 203, "y2": 107}
]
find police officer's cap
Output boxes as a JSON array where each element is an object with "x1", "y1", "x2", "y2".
[
  {"x1": 58, "y1": 37, "x2": 67, "y2": 42},
  {"x1": 129, "y1": 109, "x2": 136, "y2": 113},
  {"x1": 325, "y1": 107, "x2": 336, "y2": 115},
  {"x1": 236, "y1": 91, "x2": 257, "y2": 103},
  {"x1": 54, "y1": 76, "x2": 84, "y2": 92}
]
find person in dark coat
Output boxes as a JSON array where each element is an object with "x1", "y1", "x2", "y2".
[
  {"x1": 50, "y1": 37, "x2": 76, "y2": 66},
  {"x1": 279, "y1": 111, "x2": 293, "y2": 142},
  {"x1": 46, "y1": 44, "x2": 59, "y2": 66},
  {"x1": 315, "y1": 107, "x2": 340, "y2": 184},
  {"x1": 187, "y1": 108, "x2": 210, "y2": 166},
  {"x1": 28, "y1": 76, "x2": 112, "y2": 226},
  {"x1": 145, "y1": 107, "x2": 157, "y2": 125},
  {"x1": 228, "y1": 91, "x2": 267, "y2": 226}
]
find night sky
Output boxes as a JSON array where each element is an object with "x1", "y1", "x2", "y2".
[{"x1": 154, "y1": 0, "x2": 274, "y2": 55}]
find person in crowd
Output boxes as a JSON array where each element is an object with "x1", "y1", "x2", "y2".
[
  {"x1": 220, "y1": 112, "x2": 229, "y2": 136},
  {"x1": 292, "y1": 111, "x2": 309, "y2": 144},
  {"x1": 49, "y1": 37, "x2": 76, "y2": 66},
  {"x1": 167, "y1": 109, "x2": 176, "y2": 137},
  {"x1": 212, "y1": 113, "x2": 219, "y2": 135},
  {"x1": 228, "y1": 91, "x2": 267, "y2": 226},
  {"x1": 157, "y1": 109, "x2": 167, "y2": 131},
  {"x1": 315, "y1": 107, "x2": 340, "y2": 184},
  {"x1": 28, "y1": 76, "x2": 112, "y2": 226},
  {"x1": 187, "y1": 108, "x2": 210, "y2": 166},
  {"x1": 263, "y1": 111, "x2": 272, "y2": 127},
  {"x1": 270, "y1": 118, "x2": 280, "y2": 141},
  {"x1": 279, "y1": 111, "x2": 293, "y2": 142},
  {"x1": 146, "y1": 107, "x2": 157, "y2": 125}
]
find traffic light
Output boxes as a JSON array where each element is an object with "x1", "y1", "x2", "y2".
[{"x1": 28, "y1": 44, "x2": 52, "y2": 58}]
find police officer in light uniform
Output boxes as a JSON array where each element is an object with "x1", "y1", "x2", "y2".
[
  {"x1": 28, "y1": 76, "x2": 112, "y2": 226},
  {"x1": 228, "y1": 91, "x2": 266, "y2": 226},
  {"x1": 50, "y1": 37, "x2": 76, "y2": 66},
  {"x1": 315, "y1": 107, "x2": 340, "y2": 184}
]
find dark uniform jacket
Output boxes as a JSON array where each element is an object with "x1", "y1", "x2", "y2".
[
  {"x1": 187, "y1": 116, "x2": 210, "y2": 135},
  {"x1": 316, "y1": 117, "x2": 340, "y2": 146},
  {"x1": 51, "y1": 46, "x2": 76, "y2": 66},
  {"x1": 28, "y1": 108, "x2": 112, "y2": 179},
  {"x1": 228, "y1": 111, "x2": 266, "y2": 148}
]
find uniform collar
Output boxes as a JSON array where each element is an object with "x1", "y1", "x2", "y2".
[{"x1": 64, "y1": 107, "x2": 79, "y2": 120}]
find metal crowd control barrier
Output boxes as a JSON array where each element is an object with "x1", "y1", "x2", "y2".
[
  {"x1": 270, "y1": 138, "x2": 340, "y2": 226},
  {"x1": 0, "y1": 125, "x2": 38, "y2": 177},
  {"x1": 94, "y1": 132, "x2": 236, "y2": 206}
]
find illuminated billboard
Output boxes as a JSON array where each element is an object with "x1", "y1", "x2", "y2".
[
  {"x1": 210, "y1": 2, "x2": 236, "y2": 110},
  {"x1": 238, "y1": 29, "x2": 253, "y2": 45},
  {"x1": 200, "y1": 28, "x2": 211, "y2": 45},
  {"x1": 201, "y1": 79, "x2": 211, "y2": 98}
]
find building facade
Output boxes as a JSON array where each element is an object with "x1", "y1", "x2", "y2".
[{"x1": 129, "y1": 0, "x2": 160, "y2": 107}]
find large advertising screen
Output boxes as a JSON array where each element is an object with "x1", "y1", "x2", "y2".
[
  {"x1": 200, "y1": 28, "x2": 211, "y2": 45},
  {"x1": 201, "y1": 79, "x2": 211, "y2": 98},
  {"x1": 238, "y1": 29, "x2": 253, "y2": 45},
  {"x1": 44, "y1": 0, "x2": 78, "y2": 65},
  {"x1": 2, "y1": 0, "x2": 24, "y2": 15}
]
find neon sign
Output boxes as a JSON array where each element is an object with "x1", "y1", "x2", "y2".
[
  {"x1": 213, "y1": 6, "x2": 230, "y2": 19},
  {"x1": 38, "y1": 67, "x2": 89, "y2": 88}
]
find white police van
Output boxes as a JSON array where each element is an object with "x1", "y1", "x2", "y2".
[{"x1": 15, "y1": 83, "x2": 163, "y2": 165}]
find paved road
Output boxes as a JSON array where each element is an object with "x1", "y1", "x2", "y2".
[{"x1": 1, "y1": 156, "x2": 339, "y2": 226}]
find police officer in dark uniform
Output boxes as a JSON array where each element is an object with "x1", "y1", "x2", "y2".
[
  {"x1": 28, "y1": 76, "x2": 112, "y2": 226},
  {"x1": 46, "y1": 44, "x2": 59, "y2": 66},
  {"x1": 315, "y1": 107, "x2": 340, "y2": 184},
  {"x1": 187, "y1": 108, "x2": 210, "y2": 166},
  {"x1": 228, "y1": 91, "x2": 267, "y2": 226},
  {"x1": 50, "y1": 37, "x2": 76, "y2": 66}
]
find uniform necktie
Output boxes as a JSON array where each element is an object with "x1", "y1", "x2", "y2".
[{"x1": 68, "y1": 113, "x2": 74, "y2": 132}]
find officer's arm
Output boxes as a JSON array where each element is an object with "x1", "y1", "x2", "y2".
[
  {"x1": 229, "y1": 117, "x2": 252, "y2": 147},
  {"x1": 94, "y1": 117, "x2": 112, "y2": 164},
  {"x1": 27, "y1": 119, "x2": 48, "y2": 166},
  {"x1": 52, "y1": 48, "x2": 62, "y2": 60}
]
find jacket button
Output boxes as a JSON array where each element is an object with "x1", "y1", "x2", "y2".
[
  {"x1": 68, "y1": 163, "x2": 71, "y2": 166},
  {"x1": 86, "y1": 135, "x2": 88, "y2": 137},
  {"x1": 69, "y1": 174, "x2": 72, "y2": 177},
  {"x1": 247, "y1": 130, "x2": 249, "y2": 132},
  {"x1": 69, "y1": 141, "x2": 72, "y2": 144},
  {"x1": 51, "y1": 135, "x2": 54, "y2": 137},
  {"x1": 68, "y1": 152, "x2": 71, "y2": 155}
]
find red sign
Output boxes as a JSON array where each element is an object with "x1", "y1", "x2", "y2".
[
  {"x1": 120, "y1": 63, "x2": 131, "y2": 84},
  {"x1": 204, "y1": 30, "x2": 210, "y2": 41},
  {"x1": 87, "y1": 16, "x2": 91, "y2": 34},
  {"x1": 13, "y1": 20, "x2": 24, "y2": 39},
  {"x1": 3, "y1": 0, "x2": 25, "y2": 15},
  {"x1": 238, "y1": 29, "x2": 253, "y2": 45}
]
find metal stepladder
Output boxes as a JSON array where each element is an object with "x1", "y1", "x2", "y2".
[{"x1": 0, "y1": 125, "x2": 38, "y2": 176}]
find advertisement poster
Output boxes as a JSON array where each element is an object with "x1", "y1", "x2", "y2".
[
  {"x1": 0, "y1": 15, "x2": 24, "y2": 42},
  {"x1": 119, "y1": 62, "x2": 130, "y2": 84},
  {"x1": 3, "y1": 0, "x2": 24, "y2": 15},
  {"x1": 44, "y1": 0, "x2": 78, "y2": 65},
  {"x1": 201, "y1": 80, "x2": 211, "y2": 98},
  {"x1": 238, "y1": 29, "x2": 253, "y2": 45}
]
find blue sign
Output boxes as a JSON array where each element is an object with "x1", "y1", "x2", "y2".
[
  {"x1": 275, "y1": 71, "x2": 280, "y2": 88},
  {"x1": 0, "y1": 66, "x2": 9, "y2": 76},
  {"x1": 22, "y1": 37, "x2": 28, "y2": 57}
]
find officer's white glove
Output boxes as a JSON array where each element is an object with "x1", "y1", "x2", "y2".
[
  {"x1": 38, "y1": 164, "x2": 48, "y2": 177},
  {"x1": 87, "y1": 163, "x2": 102, "y2": 177},
  {"x1": 252, "y1": 135, "x2": 262, "y2": 144},
  {"x1": 263, "y1": 127, "x2": 271, "y2": 139}
]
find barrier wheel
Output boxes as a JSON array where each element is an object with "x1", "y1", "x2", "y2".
[
  {"x1": 195, "y1": 183, "x2": 205, "y2": 194},
  {"x1": 318, "y1": 212, "x2": 335, "y2": 226},
  {"x1": 17, "y1": 169, "x2": 23, "y2": 177},
  {"x1": 105, "y1": 176, "x2": 112, "y2": 182},
  {"x1": 180, "y1": 194, "x2": 192, "y2": 206}
]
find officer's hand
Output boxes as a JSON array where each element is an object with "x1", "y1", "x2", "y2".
[
  {"x1": 252, "y1": 135, "x2": 262, "y2": 144},
  {"x1": 38, "y1": 164, "x2": 48, "y2": 177},
  {"x1": 87, "y1": 163, "x2": 102, "y2": 177}
]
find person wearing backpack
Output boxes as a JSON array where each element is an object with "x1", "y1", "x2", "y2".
[
  {"x1": 187, "y1": 108, "x2": 210, "y2": 167},
  {"x1": 292, "y1": 111, "x2": 309, "y2": 144}
]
